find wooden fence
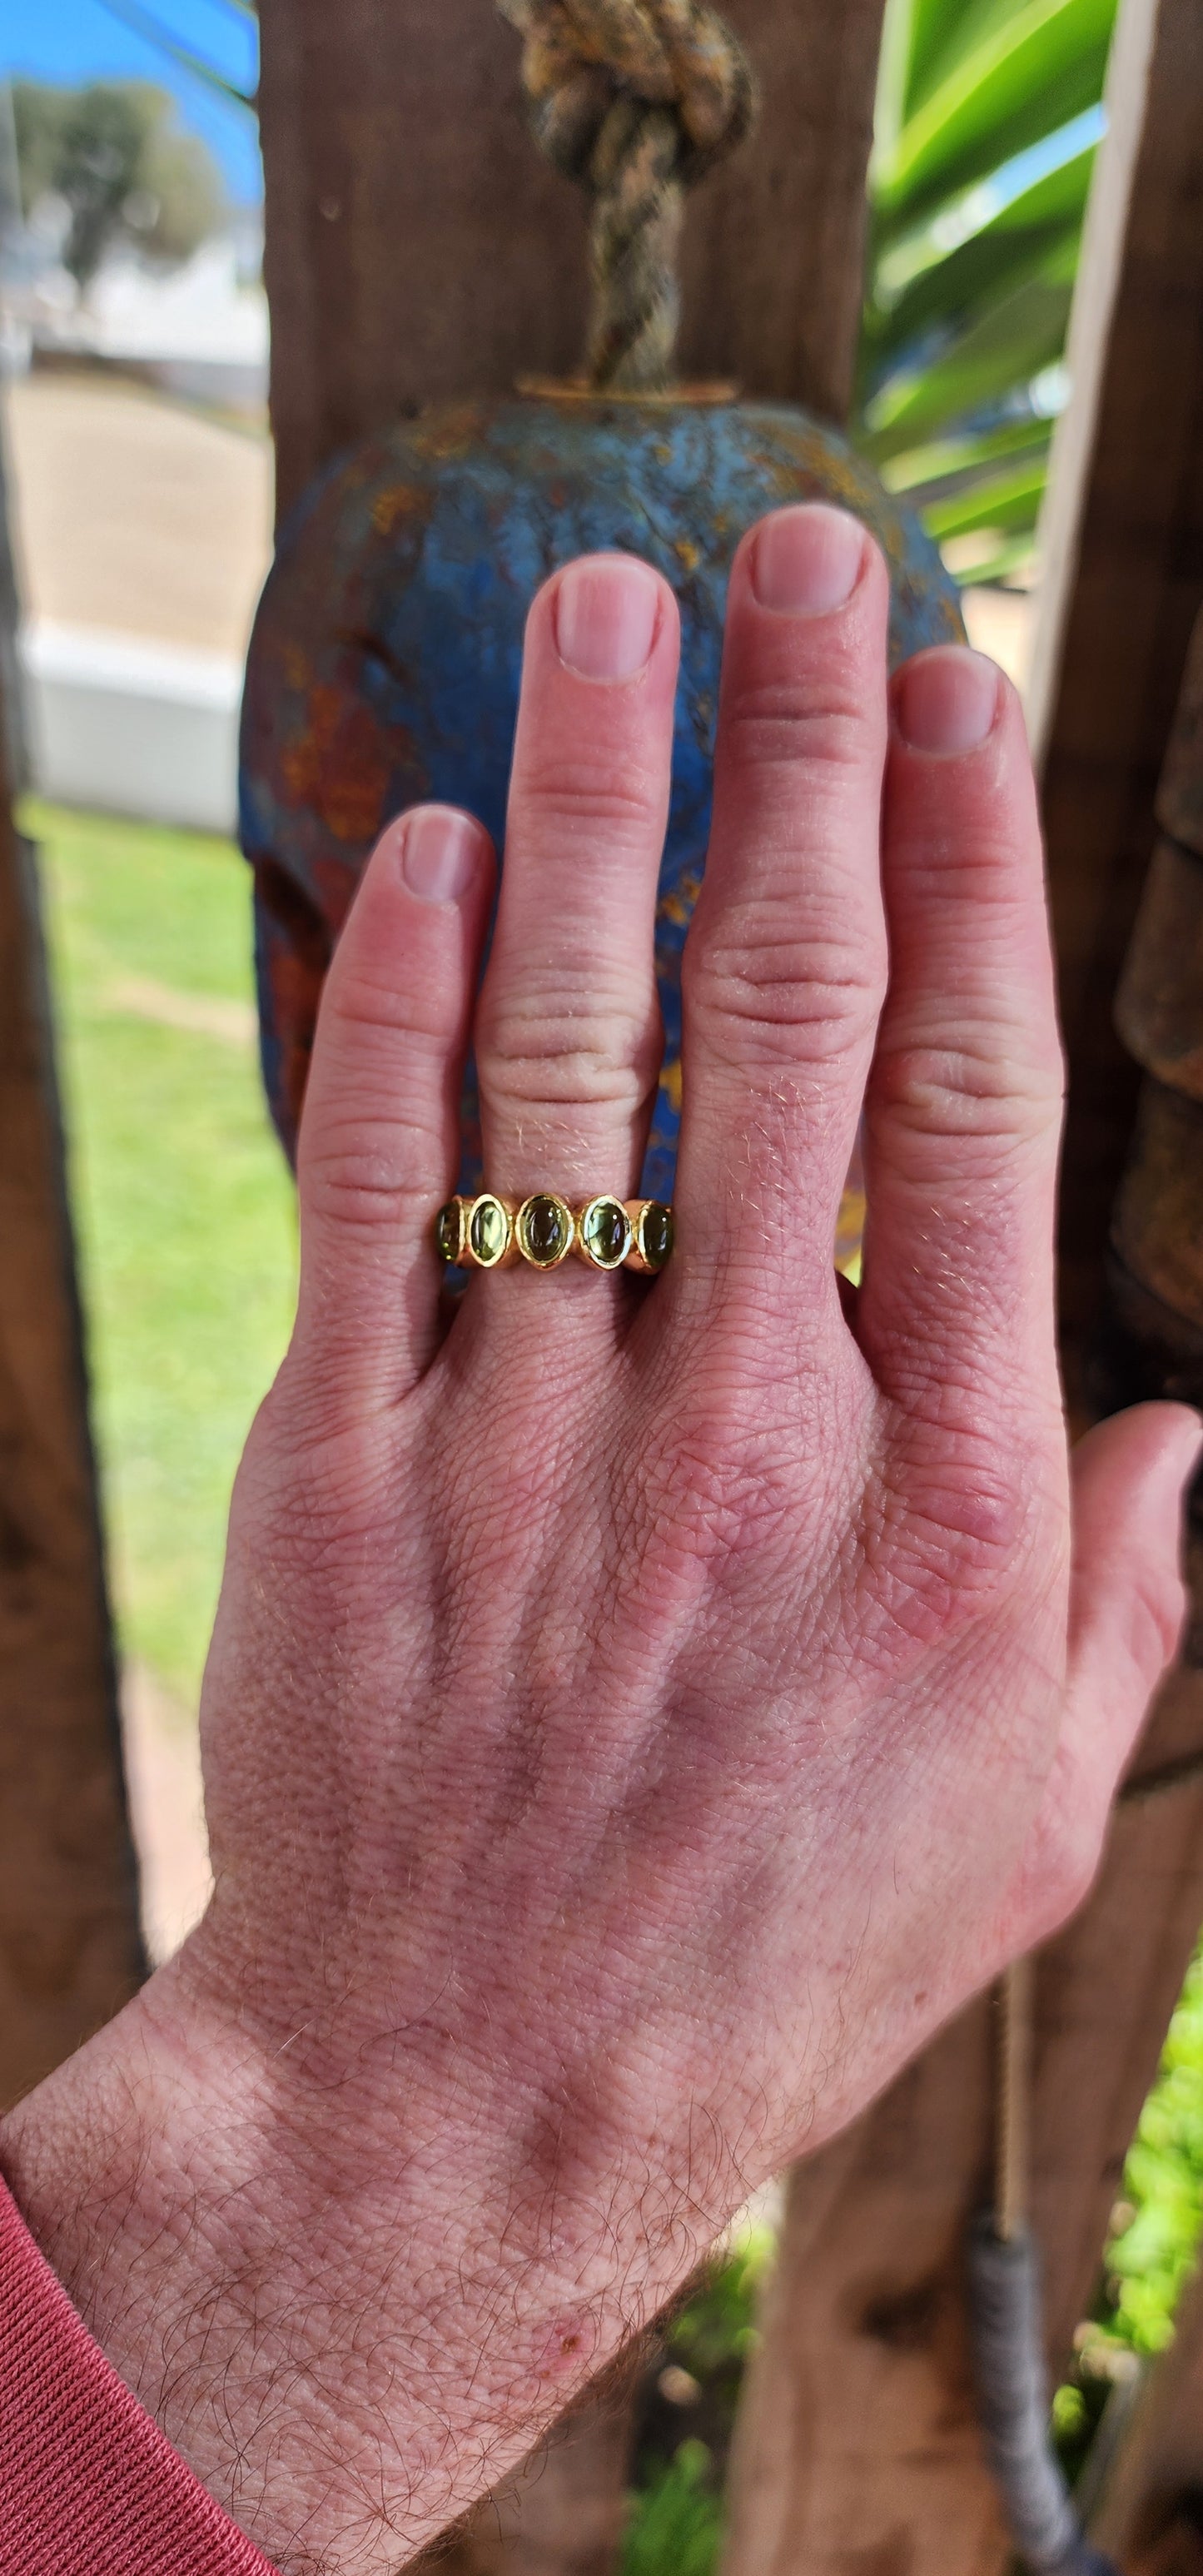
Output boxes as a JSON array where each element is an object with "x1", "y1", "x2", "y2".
[{"x1": 2, "y1": 0, "x2": 1203, "y2": 2567}]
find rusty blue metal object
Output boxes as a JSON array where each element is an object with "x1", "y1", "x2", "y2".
[{"x1": 240, "y1": 395, "x2": 963, "y2": 1198}]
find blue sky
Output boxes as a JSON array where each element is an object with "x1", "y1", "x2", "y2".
[{"x1": 3, "y1": 0, "x2": 262, "y2": 206}]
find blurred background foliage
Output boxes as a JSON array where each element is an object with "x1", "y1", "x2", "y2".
[
  {"x1": 12, "y1": 77, "x2": 227, "y2": 283},
  {"x1": 858, "y1": 0, "x2": 1117, "y2": 584}
]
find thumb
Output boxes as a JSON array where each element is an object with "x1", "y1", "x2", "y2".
[
  {"x1": 1001, "y1": 1405, "x2": 1198, "y2": 1953},
  {"x1": 1060, "y1": 1403, "x2": 1200, "y2": 1832}
]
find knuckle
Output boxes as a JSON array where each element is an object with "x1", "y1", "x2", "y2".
[
  {"x1": 326, "y1": 951, "x2": 455, "y2": 1051},
  {"x1": 639, "y1": 1428, "x2": 783, "y2": 1582},
  {"x1": 870, "y1": 1029, "x2": 1063, "y2": 1154},
  {"x1": 722, "y1": 677, "x2": 874, "y2": 782},
  {"x1": 478, "y1": 987, "x2": 660, "y2": 1111},
  {"x1": 515, "y1": 753, "x2": 662, "y2": 847},
  {"x1": 862, "y1": 1435, "x2": 1042, "y2": 1654},
  {"x1": 1021, "y1": 1783, "x2": 1103, "y2": 1942},
  {"x1": 301, "y1": 1111, "x2": 440, "y2": 1231},
  {"x1": 684, "y1": 893, "x2": 882, "y2": 1062},
  {"x1": 1125, "y1": 1557, "x2": 1189, "y2": 1687},
  {"x1": 231, "y1": 1394, "x2": 396, "y2": 1600}
]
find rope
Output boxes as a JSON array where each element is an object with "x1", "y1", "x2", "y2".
[
  {"x1": 970, "y1": 1960, "x2": 1117, "y2": 2576},
  {"x1": 968, "y1": 2218, "x2": 1116, "y2": 2576},
  {"x1": 995, "y1": 1955, "x2": 1033, "y2": 2242},
  {"x1": 972, "y1": 1737, "x2": 1203, "y2": 2568},
  {"x1": 497, "y1": 0, "x2": 757, "y2": 390}
]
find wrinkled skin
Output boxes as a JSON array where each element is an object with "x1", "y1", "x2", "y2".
[{"x1": 3, "y1": 506, "x2": 1196, "y2": 2576}]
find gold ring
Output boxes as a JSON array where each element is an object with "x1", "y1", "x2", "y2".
[{"x1": 435, "y1": 1194, "x2": 674, "y2": 1275}]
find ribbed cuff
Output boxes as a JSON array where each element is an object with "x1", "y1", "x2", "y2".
[{"x1": 0, "y1": 2175, "x2": 278, "y2": 2574}]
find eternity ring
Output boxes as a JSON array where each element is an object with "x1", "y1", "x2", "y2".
[{"x1": 435, "y1": 1193, "x2": 674, "y2": 1275}]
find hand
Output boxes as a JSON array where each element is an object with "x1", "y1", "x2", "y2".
[{"x1": 3, "y1": 505, "x2": 1196, "y2": 2576}]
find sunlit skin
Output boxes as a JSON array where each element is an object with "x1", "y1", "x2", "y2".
[{"x1": 2, "y1": 506, "x2": 1196, "y2": 2576}]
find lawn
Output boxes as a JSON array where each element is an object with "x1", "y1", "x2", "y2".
[{"x1": 28, "y1": 798, "x2": 298, "y2": 1710}]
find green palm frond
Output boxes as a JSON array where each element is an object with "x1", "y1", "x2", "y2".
[
  {"x1": 859, "y1": 0, "x2": 1118, "y2": 580},
  {"x1": 97, "y1": 0, "x2": 257, "y2": 111},
  {"x1": 873, "y1": 0, "x2": 1113, "y2": 220}
]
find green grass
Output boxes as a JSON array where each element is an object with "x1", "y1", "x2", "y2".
[{"x1": 27, "y1": 798, "x2": 298, "y2": 1709}]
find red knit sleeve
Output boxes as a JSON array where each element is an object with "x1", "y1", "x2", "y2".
[{"x1": 0, "y1": 2176, "x2": 279, "y2": 2574}]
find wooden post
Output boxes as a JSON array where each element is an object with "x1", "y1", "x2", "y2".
[
  {"x1": 1088, "y1": 2256, "x2": 1203, "y2": 2569},
  {"x1": 721, "y1": 0, "x2": 1203, "y2": 2564},
  {"x1": 723, "y1": 2008, "x2": 1008, "y2": 2576},
  {"x1": 1029, "y1": 0, "x2": 1203, "y2": 1397},
  {"x1": 256, "y1": 0, "x2": 889, "y2": 521},
  {"x1": 0, "y1": 723, "x2": 145, "y2": 2108},
  {"x1": 410, "y1": 2380, "x2": 638, "y2": 2576},
  {"x1": 1061, "y1": 616, "x2": 1203, "y2": 2575},
  {"x1": 253, "y1": 5, "x2": 891, "y2": 2566}
]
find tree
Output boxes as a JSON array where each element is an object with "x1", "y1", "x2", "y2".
[{"x1": 12, "y1": 79, "x2": 226, "y2": 289}]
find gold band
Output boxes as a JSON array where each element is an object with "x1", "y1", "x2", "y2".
[{"x1": 435, "y1": 1193, "x2": 674, "y2": 1275}]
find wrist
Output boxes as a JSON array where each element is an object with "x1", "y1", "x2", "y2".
[{"x1": 0, "y1": 1943, "x2": 671, "y2": 2574}]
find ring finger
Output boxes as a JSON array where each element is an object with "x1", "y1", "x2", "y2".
[{"x1": 474, "y1": 553, "x2": 680, "y2": 1237}]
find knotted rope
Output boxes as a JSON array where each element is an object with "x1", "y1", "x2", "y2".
[
  {"x1": 497, "y1": 0, "x2": 757, "y2": 391},
  {"x1": 967, "y1": 1961, "x2": 1118, "y2": 2576}
]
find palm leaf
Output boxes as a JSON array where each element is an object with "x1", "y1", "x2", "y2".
[
  {"x1": 942, "y1": 532, "x2": 1036, "y2": 583},
  {"x1": 858, "y1": 0, "x2": 1118, "y2": 586},
  {"x1": 882, "y1": 415, "x2": 1053, "y2": 499},
  {"x1": 922, "y1": 451, "x2": 1048, "y2": 537},
  {"x1": 864, "y1": 111, "x2": 1096, "y2": 361},
  {"x1": 862, "y1": 232, "x2": 1077, "y2": 455},
  {"x1": 97, "y1": 0, "x2": 257, "y2": 110},
  {"x1": 874, "y1": 0, "x2": 1113, "y2": 221}
]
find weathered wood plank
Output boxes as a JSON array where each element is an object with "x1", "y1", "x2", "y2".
[
  {"x1": 256, "y1": 0, "x2": 889, "y2": 522},
  {"x1": 1089, "y1": 2243, "x2": 1203, "y2": 2565},
  {"x1": 0, "y1": 734, "x2": 144, "y2": 2108},
  {"x1": 1034, "y1": 1624, "x2": 1203, "y2": 2371},
  {"x1": 722, "y1": 0, "x2": 1203, "y2": 2560},
  {"x1": 410, "y1": 2380, "x2": 636, "y2": 2576},
  {"x1": 722, "y1": 2004, "x2": 1008, "y2": 2576},
  {"x1": 720, "y1": 1637, "x2": 1203, "y2": 2576},
  {"x1": 1027, "y1": 0, "x2": 1203, "y2": 1386}
]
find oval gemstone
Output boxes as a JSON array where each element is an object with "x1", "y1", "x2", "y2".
[
  {"x1": 639, "y1": 1202, "x2": 674, "y2": 1270},
  {"x1": 435, "y1": 1200, "x2": 462, "y2": 1262},
  {"x1": 470, "y1": 1196, "x2": 510, "y2": 1266},
  {"x1": 518, "y1": 1194, "x2": 572, "y2": 1266},
  {"x1": 581, "y1": 1198, "x2": 630, "y2": 1268}
]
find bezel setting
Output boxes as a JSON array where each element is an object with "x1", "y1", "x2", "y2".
[
  {"x1": 466, "y1": 1193, "x2": 513, "y2": 1268},
  {"x1": 435, "y1": 1196, "x2": 467, "y2": 1264},
  {"x1": 515, "y1": 1192, "x2": 575, "y2": 1268},
  {"x1": 577, "y1": 1196, "x2": 633, "y2": 1269}
]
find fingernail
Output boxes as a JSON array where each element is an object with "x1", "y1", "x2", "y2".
[
  {"x1": 896, "y1": 648, "x2": 1000, "y2": 753},
  {"x1": 554, "y1": 554, "x2": 660, "y2": 680},
  {"x1": 401, "y1": 805, "x2": 481, "y2": 903},
  {"x1": 751, "y1": 505, "x2": 864, "y2": 615}
]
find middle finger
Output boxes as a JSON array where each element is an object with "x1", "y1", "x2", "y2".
[{"x1": 677, "y1": 504, "x2": 890, "y2": 1315}]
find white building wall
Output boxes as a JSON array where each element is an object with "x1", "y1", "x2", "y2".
[{"x1": 20, "y1": 624, "x2": 241, "y2": 836}]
